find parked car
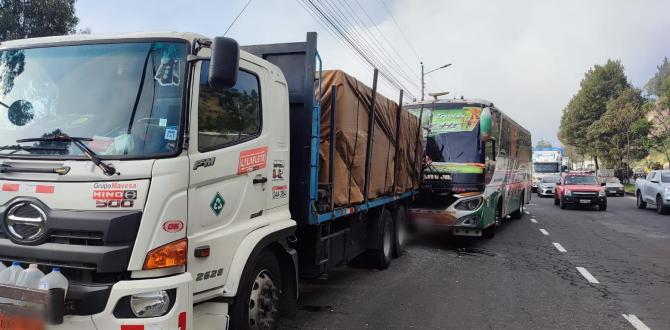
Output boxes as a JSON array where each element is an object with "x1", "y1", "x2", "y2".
[
  {"x1": 537, "y1": 175, "x2": 560, "y2": 197},
  {"x1": 554, "y1": 173, "x2": 607, "y2": 210},
  {"x1": 602, "y1": 177, "x2": 625, "y2": 196},
  {"x1": 635, "y1": 170, "x2": 670, "y2": 214}
]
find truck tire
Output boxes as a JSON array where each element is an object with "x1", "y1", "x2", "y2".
[
  {"x1": 392, "y1": 205, "x2": 407, "y2": 258},
  {"x1": 230, "y1": 250, "x2": 282, "y2": 330},
  {"x1": 656, "y1": 195, "x2": 669, "y2": 215},
  {"x1": 636, "y1": 191, "x2": 646, "y2": 209},
  {"x1": 560, "y1": 197, "x2": 567, "y2": 209},
  {"x1": 599, "y1": 203, "x2": 607, "y2": 211},
  {"x1": 367, "y1": 209, "x2": 393, "y2": 269},
  {"x1": 510, "y1": 192, "x2": 525, "y2": 219}
]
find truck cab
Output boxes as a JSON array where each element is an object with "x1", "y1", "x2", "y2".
[{"x1": 0, "y1": 32, "x2": 299, "y2": 329}]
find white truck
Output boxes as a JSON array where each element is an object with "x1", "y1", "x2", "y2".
[
  {"x1": 635, "y1": 170, "x2": 670, "y2": 214},
  {"x1": 0, "y1": 32, "x2": 419, "y2": 329},
  {"x1": 531, "y1": 147, "x2": 563, "y2": 192}
]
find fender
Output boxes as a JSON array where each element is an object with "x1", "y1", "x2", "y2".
[{"x1": 221, "y1": 219, "x2": 296, "y2": 298}]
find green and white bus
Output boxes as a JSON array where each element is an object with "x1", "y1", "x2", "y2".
[{"x1": 407, "y1": 98, "x2": 532, "y2": 238}]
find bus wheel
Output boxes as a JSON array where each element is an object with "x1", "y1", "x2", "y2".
[
  {"x1": 482, "y1": 225, "x2": 495, "y2": 239},
  {"x1": 367, "y1": 209, "x2": 393, "y2": 269},
  {"x1": 392, "y1": 205, "x2": 407, "y2": 258},
  {"x1": 510, "y1": 192, "x2": 525, "y2": 219},
  {"x1": 231, "y1": 250, "x2": 282, "y2": 330}
]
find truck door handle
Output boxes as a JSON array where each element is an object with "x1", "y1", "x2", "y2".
[{"x1": 253, "y1": 176, "x2": 268, "y2": 185}]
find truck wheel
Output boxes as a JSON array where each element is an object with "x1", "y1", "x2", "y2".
[
  {"x1": 231, "y1": 250, "x2": 282, "y2": 330},
  {"x1": 599, "y1": 203, "x2": 607, "y2": 211},
  {"x1": 560, "y1": 197, "x2": 567, "y2": 209},
  {"x1": 656, "y1": 195, "x2": 668, "y2": 215},
  {"x1": 636, "y1": 192, "x2": 646, "y2": 209},
  {"x1": 392, "y1": 205, "x2": 407, "y2": 258},
  {"x1": 367, "y1": 209, "x2": 393, "y2": 269},
  {"x1": 510, "y1": 192, "x2": 525, "y2": 219}
]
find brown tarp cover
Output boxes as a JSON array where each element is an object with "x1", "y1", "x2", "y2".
[{"x1": 317, "y1": 70, "x2": 423, "y2": 206}]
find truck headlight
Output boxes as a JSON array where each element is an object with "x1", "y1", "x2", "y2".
[
  {"x1": 454, "y1": 196, "x2": 483, "y2": 211},
  {"x1": 564, "y1": 189, "x2": 572, "y2": 196},
  {"x1": 130, "y1": 291, "x2": 171, "y2": 318},
  {"x1": 598, "y1": 190, "x2": 606, "y2": 197},
  {"x1": 665, "y1": 187, "x2": 670, "y2": 192}
]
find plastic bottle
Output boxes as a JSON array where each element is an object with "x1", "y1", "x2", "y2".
[
  {"x1": 0, "y1": 262, "x2": 24, "y2": 285},
  {"x1": 38, "y1": 268, "x2": 69, "y2": 296},
  {"x1": 15, "y1": 264, "x2": 44, "y2": 289}
]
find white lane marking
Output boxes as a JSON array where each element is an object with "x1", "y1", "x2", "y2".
[
  {"x1": 552, "y1": 242, "x2": 567, "y2": 252},
  {"x1": 622, "y1": 314, "x2": 651, "y2": 330},
  {"x1": 524, "y1": 211, "x2": 530, "y2": 214},
  {"x1": 626, "y1": 196, "x2": 636, "y2": 200},
  {"x1": 539, "y1": 229, "x2": 549, "y2": 236},
  {"x1": 530, "y1": 218, "x2": 538, "y2": 223},
  {"x1": 528, "y1": 203, "x2": 537, "y2": 206},
  {"x1": 576, "y1": 267, "x2": 600, "y2": 284}
]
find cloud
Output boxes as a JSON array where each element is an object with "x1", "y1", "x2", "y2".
[{"x1": 76, "y1": 0, "x2": 670, "y2": 146}]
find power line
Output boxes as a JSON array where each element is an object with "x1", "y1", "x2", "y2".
[
  {"x1": 377, "y1": 0, "x2": 421, "y2": 62},
  {"x1": 298, "y1": 0, "x2": 418, "y2": 99},
  {"x1": 224, "y1": 0, "x2": 254, "y2": 36}
]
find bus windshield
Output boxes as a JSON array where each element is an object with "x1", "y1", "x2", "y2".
[
  {"x1": 534, "y1": 163, "x2": 559, "y2": 173},
  {"x1": 406, "y1": 104, "x2": 482, "y2": 164},
  {"x1": 0, "y1": 41, "x2": 187, "y2": 159}
]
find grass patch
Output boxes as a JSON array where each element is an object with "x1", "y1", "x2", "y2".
[{"x1": 624, "y1": 183, "x2": 635, "y2": 194}]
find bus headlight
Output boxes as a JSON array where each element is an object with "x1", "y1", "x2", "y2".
[{"x1": 454, "y1": 196, "x2": 483, "y2": 211}]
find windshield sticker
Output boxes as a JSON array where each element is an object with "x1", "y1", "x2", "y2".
[
  {"x1": 430, "y1": 107, "x2": 481, "y2": 134},
  {"x1": 426, "y1": 162, "x2": 485, "y2": 174},
  {"x1": 154, "y1": 45, "x2": 181, "y2": 87},
  {"x1": 164, "y1": 126, "x2": 178, "y2": 141},
  {"x1": 159, "y1": 118, "x2": 167, "y2": 127}
]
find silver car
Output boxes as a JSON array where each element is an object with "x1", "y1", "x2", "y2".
[
  {"x1": 537, "y1": 176, "x2": 560, "y2": 197},
  {"x1": 603, "y1": 177, "x2": 624, "y2": 196}
]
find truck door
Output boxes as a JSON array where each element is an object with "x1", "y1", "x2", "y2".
[{"x1": 187, "y1": 57, "x2": 271, "y2": 294}]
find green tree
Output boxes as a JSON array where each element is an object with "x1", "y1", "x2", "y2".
[
  {"x1": 645, "y1": 57, "x2": 670, "y2": 97},
  {"x1": 587, "y1": 87, "x2": 649, "y2": 172},
  {"x1": 0, "y1": 0, "x2": 79, "y2": 41},
  {"x1": 535, "y1": 139, "x2": 552, "y2": 148},
  {"x1": 558, "y1": 59, "x2": 630, "y2": 170}
]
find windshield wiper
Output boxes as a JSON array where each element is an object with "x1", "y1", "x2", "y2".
[
  {"x1": 16, "y1": 135, "x2": 119, "y2": 176},
  {"x1": 0, "y1": 144, "x2": 68, "y2": 155}
]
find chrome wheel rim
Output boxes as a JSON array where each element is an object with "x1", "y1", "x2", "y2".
[{"x1": 248, "y1": 269, "x2": 279, "y2": 329}]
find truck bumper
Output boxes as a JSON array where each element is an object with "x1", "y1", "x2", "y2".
[{"x1": 54, "y1": 273, "x2": 194, "y2": 330}]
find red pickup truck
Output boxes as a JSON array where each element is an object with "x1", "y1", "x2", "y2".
[{"x1": 554, "y1": 173, "x2": 607, "y2": 211}]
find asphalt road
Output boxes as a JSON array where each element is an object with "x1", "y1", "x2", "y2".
[{"x1": 280, "y1": 195, "x2": 670, "y2": 329}]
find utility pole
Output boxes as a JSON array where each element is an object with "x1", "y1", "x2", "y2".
[
  {"x1": 421, "y1": 62, "x2": 452, "y2": 101},
  {"x1": 421, "y1": 62, "x2": 425, "y2": 101}
]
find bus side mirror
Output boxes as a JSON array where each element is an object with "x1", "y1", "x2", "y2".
[
  {"x1": 209, "y1": 37, "x2": 240, "y2": 89},
  {"x1": 480, "y1": 107, "x2": 492, "y2": 142}
]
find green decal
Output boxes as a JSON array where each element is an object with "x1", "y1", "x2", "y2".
[
  {"x1": 428, "y1": 162, "x2": 484, "y2": 174},
  {"x1": 430, "y1": 107, "x2": 481, "y2": 134},
  {"x1": 210, "y1": 192, "x2": 225, "y2": 216}
]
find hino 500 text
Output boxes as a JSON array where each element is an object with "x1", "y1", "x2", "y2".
[{"x1": 0, "y1": 32, "x2": 422, "y2": 329}]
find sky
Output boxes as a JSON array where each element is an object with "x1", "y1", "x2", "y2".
[{"x1": 76, "y1": 0, "x2": 670, "y2": 147}]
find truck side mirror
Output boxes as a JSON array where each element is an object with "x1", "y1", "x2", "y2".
[
  {"x1": 480, "y1": 107, "x2": 492, "y2": 142},
  {"x1": 555, "y1": 182, "x2": 561, "y2": 186},
  {"x1": 209, "y1": 37, "x2": 240, "y2": 89}
]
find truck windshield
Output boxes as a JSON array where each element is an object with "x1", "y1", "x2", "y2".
[
  {"x1": 0, "y1": 41, "x2": 187, "y2": 159},
  {"x1": 534, "y1": 163, "x2": 559, "y2": 173},
  {"x1": 406, "y1": 104, "x2": 482, "y2": 164}
]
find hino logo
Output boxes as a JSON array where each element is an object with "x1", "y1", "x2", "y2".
[{"x1": 5, "y1": 202, "x2": 48, "y2": 243}]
